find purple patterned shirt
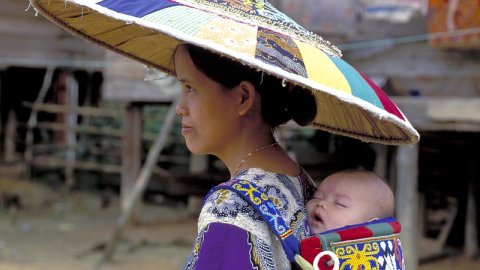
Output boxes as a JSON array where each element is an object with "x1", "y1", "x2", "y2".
[{"x1": 182, "y1": 168, "x2": 315, "y2": 270}]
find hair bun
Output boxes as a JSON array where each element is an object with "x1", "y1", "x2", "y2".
[{"x1": 287, "y1": 87, "x2": 317, "y2": 126}]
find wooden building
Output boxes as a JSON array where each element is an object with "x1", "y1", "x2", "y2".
[{"x1": 0, "y1": 0, "x2": 105, "y2": 162}]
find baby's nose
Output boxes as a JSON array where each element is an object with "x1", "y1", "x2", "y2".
[{"x1": 317, "y1": 201, "x2": 326, "y2": 209}]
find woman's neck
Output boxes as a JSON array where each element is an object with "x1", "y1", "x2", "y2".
[
  {"x1": 219, "y1": 135, "x2": 300, "y2": 178},
  {"x1": 216, "y1": 130, "x2": 275, "y2": 177}
]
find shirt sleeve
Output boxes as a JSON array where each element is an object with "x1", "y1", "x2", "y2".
[
  {"x1": 182, "y1": 189, "x2": 282, "y2": 270},
  {"x1": 191, "y1": 222, "x2": 270, "y2": 270}
]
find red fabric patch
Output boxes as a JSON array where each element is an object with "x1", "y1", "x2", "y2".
[
  {"x1": 389, "y1": 220, "x2": 402, "y2": 233},
  {"x1": 359, "y1": 72, "x2": 405, "y2": 121},
  {"x1": 300, "y1": 236, "x2": 322, "y2": 264},
  {"x1": 337, "y1": 226, "x2": 373, "y2": 241}
]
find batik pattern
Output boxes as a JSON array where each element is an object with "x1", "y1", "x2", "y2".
[
  {"x1": 248, "y1": 232, "x2": 277, "y2": 270},
  {"x1": 174, "y1": 0, "x2": 338, "y2": 56},
  {"x1": 183, "y1": 168, "x2": 315, "y2": 269},
  {"x1": 182, "y1": 223, "x2": 207, "y2": 270},
  {"x1": 256, "y1": 27, "x2": 308, "y2": 77}
]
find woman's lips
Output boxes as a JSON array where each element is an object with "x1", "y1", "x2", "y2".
[{"x1": 181, "y1": 124, "x2": 193, "y2": 135}]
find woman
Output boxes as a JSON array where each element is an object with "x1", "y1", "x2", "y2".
[{"x1": 175, "y1": 44, "x2": 316, "y2": 270}]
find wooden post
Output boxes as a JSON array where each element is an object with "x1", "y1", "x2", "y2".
[
  {"x1": 0, "y1": 73, "x2": 2, "y2": 160},
  {"x1": 104, "y1": 99, "x2": 178, "y2": 262},
  {"x1": 395, "y1": 144, "x2": 419, "y2": 270},
  {"x1": 373, "y1": 144, "x2": 388, "y2": 180},
  {"x1": 121, "y1": 103, "x2": 143, "y2": 216},
  {"x1": 465, "y1": 181, "x2": 477, "y2": 256},
  {"x1": 24, "y1": 67, "x2": 54, "y2": 178},
  {"x1": 65, "y1": 72, "x2": 78, "y2": 190},
  {"x1": 465, "y1": 147, "x2": 478, "y2": 257},
  {"x1": 4, "y1": 111, "x2": 17, "y2": 162}
]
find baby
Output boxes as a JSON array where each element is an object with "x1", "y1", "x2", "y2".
[{"x1": 306, "y1": 169, "x2": 395, "y2": 234}]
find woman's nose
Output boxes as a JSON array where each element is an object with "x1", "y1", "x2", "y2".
[{"x1": 176, "y1": 97, "x2": 187, "y2": 116}]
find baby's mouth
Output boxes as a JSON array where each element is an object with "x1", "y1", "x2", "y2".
[{"x1": 314, "y1": 213, "x2": 323, "y2": 223}]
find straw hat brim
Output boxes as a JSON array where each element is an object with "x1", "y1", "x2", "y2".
[{"x1": 31, "y1": 0, "x2": 419, "y2": 145}]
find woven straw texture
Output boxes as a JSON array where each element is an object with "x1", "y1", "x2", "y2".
[{"x1": 31, "y1": 0, "x2": 420, "y2": 145}]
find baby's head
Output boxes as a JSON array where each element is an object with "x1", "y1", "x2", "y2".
[{"x1": 306, "y1": 169, "x2": 394, "y2": 234}]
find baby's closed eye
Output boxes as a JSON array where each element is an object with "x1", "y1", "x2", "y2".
[{"x1": 335, "y1": 201, "x2": 347, "y2": 207}]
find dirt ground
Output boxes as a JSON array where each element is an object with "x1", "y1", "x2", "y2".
[
  {"x1": 1, "y1": 185, "x2": 480, "y2": 270},
  {"x1": 0, "y1": 189, "x2": 197, "y2": 270}
]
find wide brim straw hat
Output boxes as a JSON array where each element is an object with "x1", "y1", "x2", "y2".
[{"x1": 31, "y1": 0, "x2": 419, "y2": 145}]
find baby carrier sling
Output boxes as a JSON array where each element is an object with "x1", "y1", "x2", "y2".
[{"x1": 208, "y1": 179, "x2": 405, "y2": 270}]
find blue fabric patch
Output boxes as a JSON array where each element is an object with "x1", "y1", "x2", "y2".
[
  {"x1": 98, "y1": 0, "x2": 178, "y2": 18},
  {"x1": 328, "y1": 56, "x2": 383, "y2": 110}
]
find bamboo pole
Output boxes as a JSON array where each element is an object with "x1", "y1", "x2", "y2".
[
  {"x1": 103, "y1": 98, "x2": 178, "y2": 262},
  {"x1": 24, "y1": 67, "x2": 54, "y2": 180}
]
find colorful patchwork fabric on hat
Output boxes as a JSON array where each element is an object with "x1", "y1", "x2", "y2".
[
  {"x1": 300, "y1": 217, "x2": 405, "y2": 270},
  {"x1": 31, "y1": 0, "x2": 419, "y2": 144}
]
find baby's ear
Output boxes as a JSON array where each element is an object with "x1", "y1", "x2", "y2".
[{"x1": 236, "y1": 80, "x2": 256, "y2": 116}]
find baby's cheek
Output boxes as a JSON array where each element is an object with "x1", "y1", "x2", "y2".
[{"x1": 305, "y1": 202, "x2": 314, "y2": 212}]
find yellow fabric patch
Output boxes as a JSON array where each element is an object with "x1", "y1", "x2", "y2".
[
  {"x1": 196, "y1": 17, "x2": 257, "y2": 56},
  {"x1": 295, "y1": 41, "x2": 351, "y2": 94}
]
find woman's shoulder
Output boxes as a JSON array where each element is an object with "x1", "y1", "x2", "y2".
[
  {"x1": 237, "y1": 167, "x2": 302, "y2": 187},
  {"x1": 199, "y1": 178, "x2": 271, "y2": 240},
  {"x1": 199, "y1": 168, "x2": 310, "y2": 232},
  {"x1": 241, "y1": 167, "x2": 315, "y2": 203}
]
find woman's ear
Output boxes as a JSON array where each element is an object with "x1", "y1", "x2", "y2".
[{"x1": 236, "y1": 80, "x2": 257, "y2": 116}]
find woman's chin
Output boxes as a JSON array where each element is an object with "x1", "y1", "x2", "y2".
[
  {"x1": 185, "y1": 144, "x2": 200, "y2": 154},
  {"x1": 185, "y1": 141, "x2": 207, "y2": 155}
]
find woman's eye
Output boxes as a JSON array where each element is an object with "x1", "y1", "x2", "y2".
[{"x1": 183, "y1": 85, "x2": 195, "y2": 93}]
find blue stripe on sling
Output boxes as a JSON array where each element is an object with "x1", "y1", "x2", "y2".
[{"x1": 207, "y1": 179, "x2": 300, "y2": 262}]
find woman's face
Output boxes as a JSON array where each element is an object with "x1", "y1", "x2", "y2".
[{"x1": 174, "y1": 46, "x2": 240, "y2": 155}]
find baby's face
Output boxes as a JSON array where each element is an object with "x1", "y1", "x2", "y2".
[{"x1": 306, "y1": 173, "x2": 376, "y2": 234}]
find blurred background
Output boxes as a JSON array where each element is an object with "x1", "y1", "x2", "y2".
[{"x1": 1, "y1": 0, "x2": 479, "y2": 269}]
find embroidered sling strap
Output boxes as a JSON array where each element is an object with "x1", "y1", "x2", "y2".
[
  {"x1": 300, "y1": 217, "x2": 405, "y2": 270},
  {"x1": 207, "y1": 178, "x2": 300, "y2": 263}
]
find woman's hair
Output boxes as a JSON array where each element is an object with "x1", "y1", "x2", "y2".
[{"x1": 184, "y1": 44, "x2": 317, "y2": 127}]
